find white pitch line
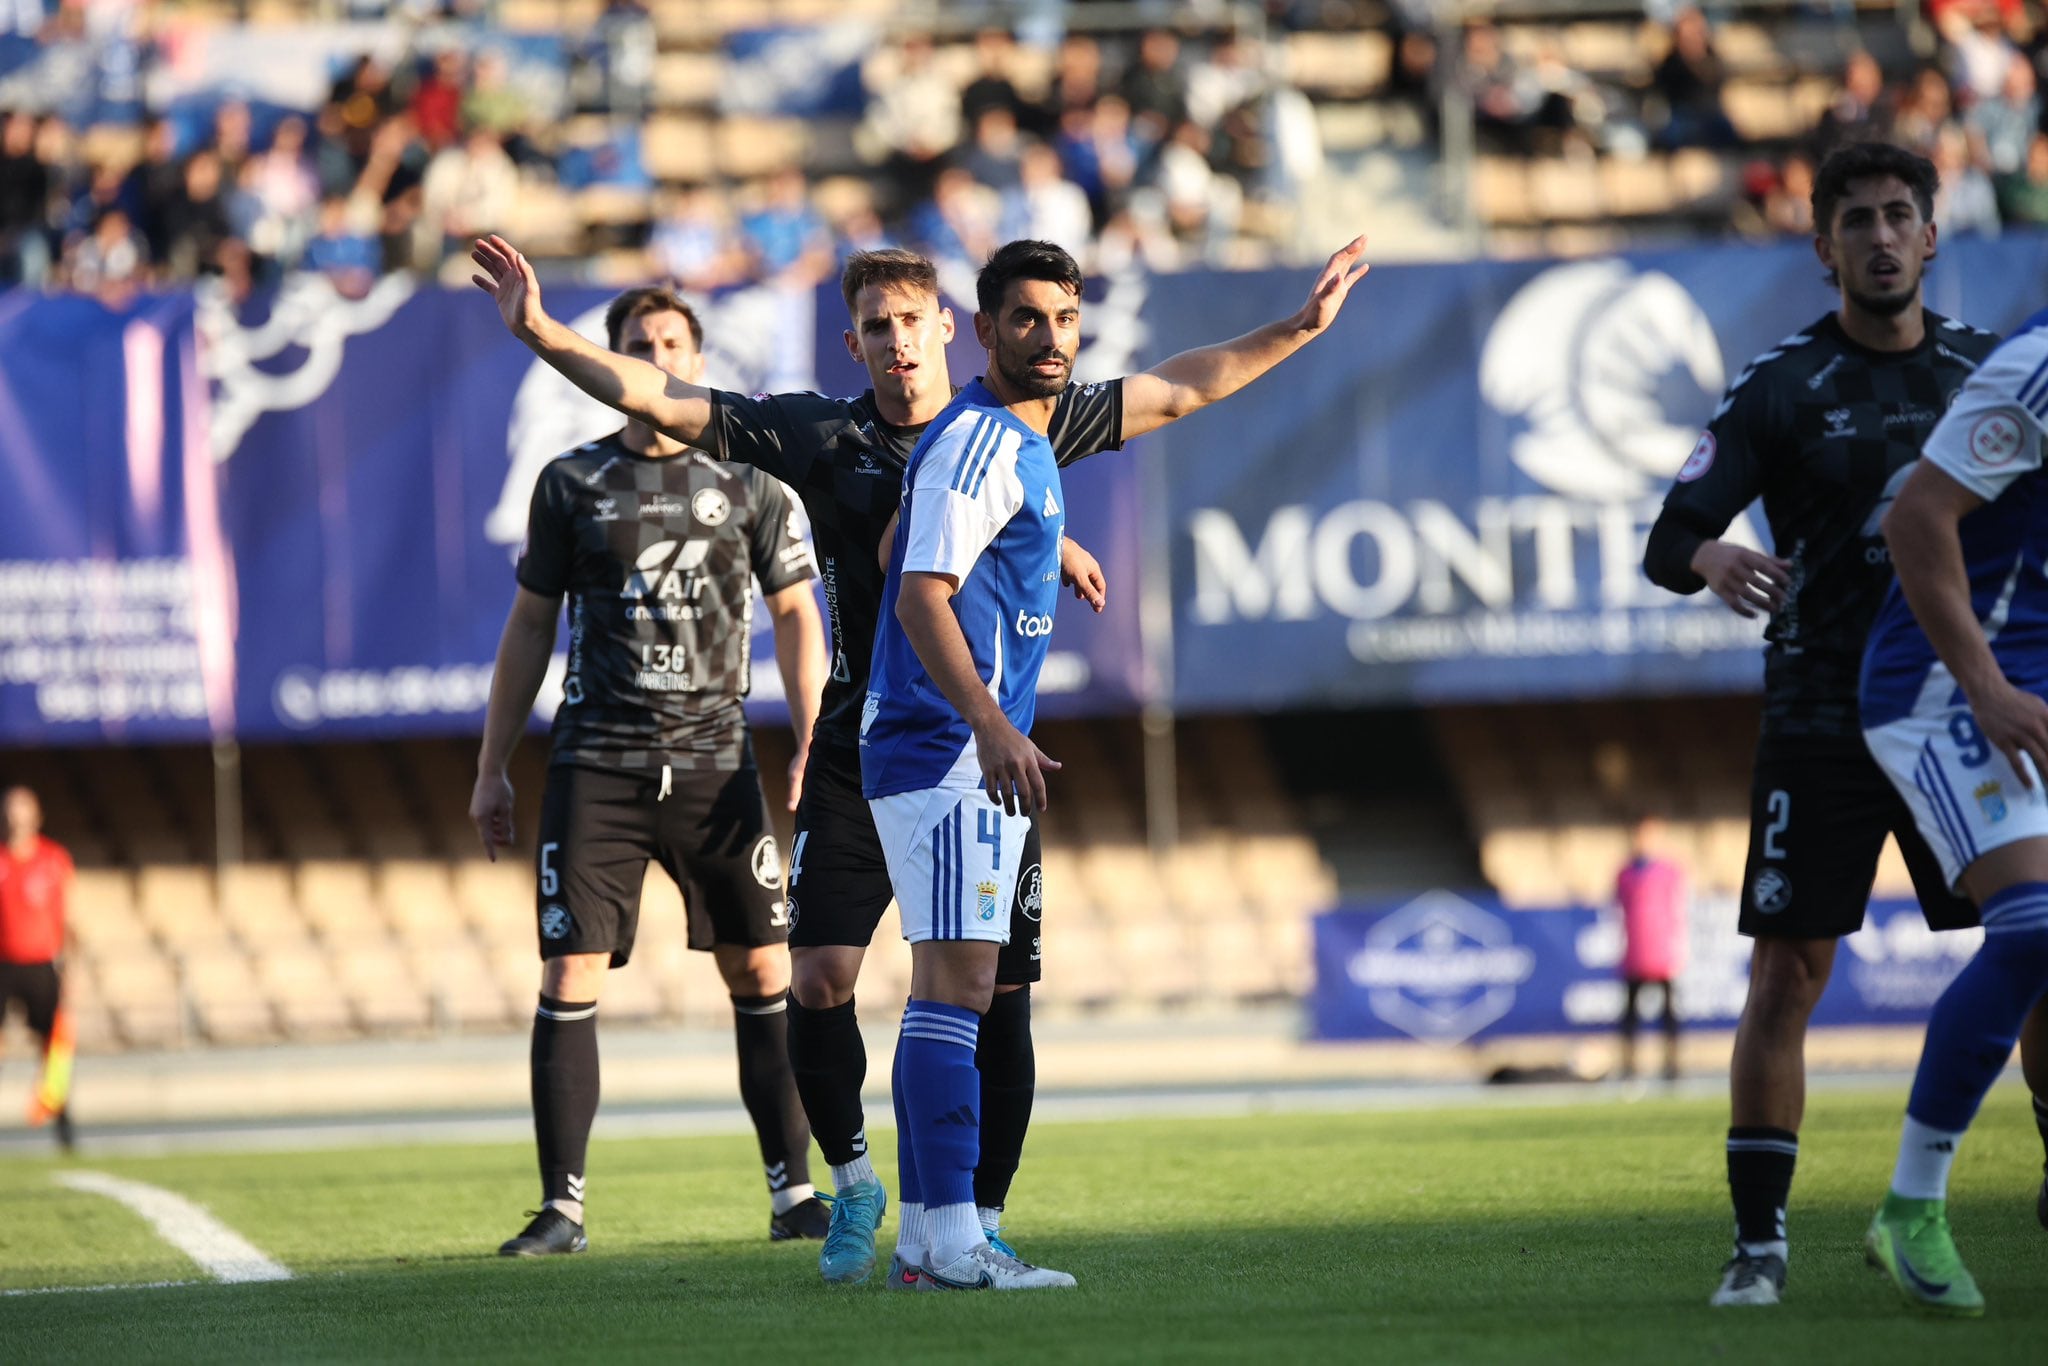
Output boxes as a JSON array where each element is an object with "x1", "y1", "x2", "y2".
[
  {"x1": 2, "y1": 1279, "x2": 199, "y2": 1297},
  {"x1": 52, "y1": 1171, "x2": 292, "y2": 1284}
]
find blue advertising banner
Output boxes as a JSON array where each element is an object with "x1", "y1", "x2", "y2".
[
  {"x1": 204, "y1": 274, "x2": 1143, "y2": 741},
  {"x1": 1146, "y1": 235, "x2": 2048, "y2": 711},
  {"x1": 0, "y1": 292, "x2": 232, "y2": 743},
  {"x1": 1311, "y1": 890, "x2": 1978, "y2": 1043}
]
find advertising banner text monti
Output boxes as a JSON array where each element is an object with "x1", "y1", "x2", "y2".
[{"x1": 1148, "y1": 236, "x2": 2048, "y2": 710}]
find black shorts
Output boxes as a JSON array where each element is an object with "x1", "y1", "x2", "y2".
[
  {"x1": 1739, "y1": 732, "x2": 1979, "y2": 939},
  {"x1": 787, "y1": 744, "x2": 1043, "y2": 985},
  {"x1": 535, "y1": 763, "x2": 790, "y2": 966},
  {"x1": 0, "y1": 960, "x2": 61, "y2": 1037}
]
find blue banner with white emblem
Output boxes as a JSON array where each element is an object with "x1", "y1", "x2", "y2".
[
  {"x1": 1146, "y1": 236, "x2": 2048, "y2": 711},
  {"x1": 1312, "y1": 891, "x2": 1981, "y2": 1043}
]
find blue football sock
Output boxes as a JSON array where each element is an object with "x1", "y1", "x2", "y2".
[
  {"x1": 890, "y1": 1020, "x2": 921, "y2": 1212},
  {"x1": 1905, "y1": 883, "x2": 2048, "y2": 1133},
  {"x1": 898, "y1": 999, "x2": 983, "y2": 1237}
]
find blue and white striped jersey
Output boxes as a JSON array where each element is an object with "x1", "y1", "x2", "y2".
[
  {"x1": 1862, "y1": 308, "x2": 2048, "y2": 728},
  {"x1": 860, "y1": 380, "x2": 1067, "y2": 799}
]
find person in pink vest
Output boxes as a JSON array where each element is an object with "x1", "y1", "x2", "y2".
[{"x1": 1617, "y1": 816, "x2": 1688, "y2": 1081}]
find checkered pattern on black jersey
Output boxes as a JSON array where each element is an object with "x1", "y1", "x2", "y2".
[{"x1": 517, "y1": 433, "x2": 813, "y2": 773}]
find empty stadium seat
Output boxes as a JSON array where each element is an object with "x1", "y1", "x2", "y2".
[
  {"x1": 91, "y1": 950, "x2": 185, "y2": 1047},
  {"x1": 177, "y1": 943, "x2": 275, "y2": 1042}
]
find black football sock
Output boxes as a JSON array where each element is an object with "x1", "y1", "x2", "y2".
[
  {"x1": 787, "y1": 995, "x2": 872, "y2": 1180},
  {"x1": 974, "y1": 985, "x2": 1036, "y2": 1214},
  {"x1": 734, "y1": 991, "x2": 814, "y2": 1207},
  {"x1": 1727, "y1": 1126, "x2": 1798, "y2": 1255},
  {"x1": 531, "y1": 995, "x2": 599, "y2": 1213}
]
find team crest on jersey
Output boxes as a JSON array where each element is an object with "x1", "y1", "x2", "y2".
[
  {"x1": 1968, "y1": 412, "x2": 2025, "y2": 468},
  {"x1": 751, "y1": 836, "x2": 783, "y2": 888},
  {"x1": 1975, "y1": 781, "x2": 2009, "y2": 824},
  {"x1": 1020, "y1": 864, "x2": 1043, "y2": 922},
  {"x1": 977, "y1": 880, "x2": 1001, "y2": 922},
  {"x1": 1676, "y1": 432, "x2": 1715, "y2": 483},
  {"x1": 692, "y1": 489, "x2": 731, "y2": 527},
  {"x1": 541, "y1": 905, "x2": 574, "y2": 940},
  {"x1": 1752, "y1": 868, "x2": 1792, "y2": 915}
]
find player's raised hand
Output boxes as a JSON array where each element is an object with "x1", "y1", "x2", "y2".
[
  {"x1": 1968, "y1": 680, "x2": 2048, "y2": 790},
  {"x1": 471, "y1": 235, "x2": 547, "y2": 343},
  {"x1": 469, "y1": 767, "x2": 517, "y2": 862},
  {"x1": 1689, "y1": 540, "x2": 1792, "y2": 619},
  {"x1": 1292, "y1": 235, "x2": 1371, "y2": 335},
  {"x1": 975, "y1": 715, "x2": 1062, "y2": 816},
  {"x1": 1060, "y1": 538, "x2": 1107, "y2": 613}
]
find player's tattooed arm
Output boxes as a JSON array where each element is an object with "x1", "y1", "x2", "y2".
[
  {"x1": 470, "y1": 587, "x2": 561, "y2": 860},
  {"x1": 471, "y1": 234, "x2": 716, "y2": 446},
  {"x1": 1117, "y1": 234, "x2": 1369, "y2": 441},
  {"x1": 1060, "y1": 537, "x2": 1106, "y2": 612},
  {"x1": 1885, "y1": 461, "x2": 2048, "y2": 783},
  {"x1": 897, "y1": 572, "x2": 1061, "y2": 816},
  {"x1": 766, "y1": 582, "x2": 827, "y2": 810}
]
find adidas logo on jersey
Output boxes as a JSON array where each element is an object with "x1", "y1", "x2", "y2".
[{"x1": 1042, "y1": 488, "x2": 1060, "y2": 517}]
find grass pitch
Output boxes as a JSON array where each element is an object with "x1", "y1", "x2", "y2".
[{"x1": 0, "y1": 1088, "x2": 2043, "y2": 1364}]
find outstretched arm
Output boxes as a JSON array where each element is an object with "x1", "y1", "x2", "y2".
[
  {"x1": 471, "y1": 234, "x2": 716, "y2": 447},
  {"x1": 1117, "y1": 234, "x2": 1369, "y2": 441}
]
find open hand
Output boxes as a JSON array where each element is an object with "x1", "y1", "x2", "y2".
[
  {"x1": 1293, "y1": 234, "x2": 1371, "y2": 335},
  {"x1": 471, "y1": 234, "x2": 547, "y2": 344},
  {"x1": 1690, "y1": 540, "x2": 1792, "y2": 619},
  {"x1": 975, "y1": 715, "x2": 1061, "y2": 816}
]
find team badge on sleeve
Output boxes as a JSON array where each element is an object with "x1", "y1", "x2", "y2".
[
  {"x1": 978, "y1": 880, "x2": 1000, "y2": 921},
  {"x1": 1676, "y1": 433, "x2": 1715, "y2": 482},
  {"x1": 1968, "y1": 412, "x2": 2025, "y2": 468}
]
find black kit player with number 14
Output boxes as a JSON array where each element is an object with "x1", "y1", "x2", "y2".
[{"x1": 1641, "y1": 141, "x2": 2048, "y2": 1309}]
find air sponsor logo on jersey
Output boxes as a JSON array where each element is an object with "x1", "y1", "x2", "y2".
[
  {"x1": 619, "y1": 540, "x2": 712, "y2": 621},
  {"x1": 692, "y1": 489, "x2": 731, "y2": 527},
  {"x1": 1969, "y1": 411, "x2": 2026, "y2": 467}
]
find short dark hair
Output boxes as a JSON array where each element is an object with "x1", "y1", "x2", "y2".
[
  {"x1": 975, "y1": 239, "x2": 1084, "y2": 319},
  {"x1": 1811, "y1": 140, "x2": 1938, "y2": 235},
  {"x1": 840, "y1": 248, "x2": 940, "y2": 313},
  {"x1": 604, "y1": 286, "x2": 703, "y2": 353}
]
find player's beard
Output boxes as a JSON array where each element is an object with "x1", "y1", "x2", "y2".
[
  {"x1": 995, "y1": 341, "x2": 1073, "y2": 399},
  {"x1": 1843, "y1": 260, "x2": 1922, "y2": 319}
]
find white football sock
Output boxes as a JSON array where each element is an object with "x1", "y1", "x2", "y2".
[
  {"x1": 895, "y1": 1202, "x2": 926, "y2": 1264},
  {"x1": 771, "y1": 1183, "x2": 815, "y2": 1216},
  {"x1": 927, "y1": 1201, "x2": 984, "y2": 1270},
  {"x1": 1890, "y1": 1116, "x2": 1964, "y2": 1202},
  {"x1": 544, "y1": 1197, "x2": 584, "y2": 1225},
  {"x1": 978, "y1": 1205, "x2": 1004, "y2": 1235},
  {"x1": 832, "y1": 1156, "x2": 877, "y2": 1190}
]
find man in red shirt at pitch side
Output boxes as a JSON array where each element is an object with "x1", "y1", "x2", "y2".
[
  {"x1": 1616, "y1": 816, "x2": 1688, "y2": 1082},
  {"x1": 1, "y1": 786, "x2": 76, "y2": 1149}
]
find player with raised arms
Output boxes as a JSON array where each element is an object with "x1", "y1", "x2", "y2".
[
  {"x1": 470, "y1": 229, "x2": 1368, "y2": 1284},
  {"x1": 1860, "y1": 305, "x2": 2048, "y2": 1315}
]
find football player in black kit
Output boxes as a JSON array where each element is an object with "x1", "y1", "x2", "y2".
[
  {"x1": 1645, "y1": 141, "x2": 2047, "y2": 1306},
  {"x1": 472, "y1": 229, "x2": 1371, "y2": 1283},
  {"x1": 472, "y1": 286, "x2": 832, "y2": 1256}
]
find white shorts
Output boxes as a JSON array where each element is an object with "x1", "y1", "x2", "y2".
[
  {"x1": 869, "y1": 787, "x2": 1029, "y2": 945},
  {"x1": 1866, "y1": 706, "x2": 2048, "y2": 889}
]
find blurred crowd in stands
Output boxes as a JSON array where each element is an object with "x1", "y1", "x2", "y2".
[{"x1": 7, "y1": 1, "x2": 2048, "y2": 305}]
